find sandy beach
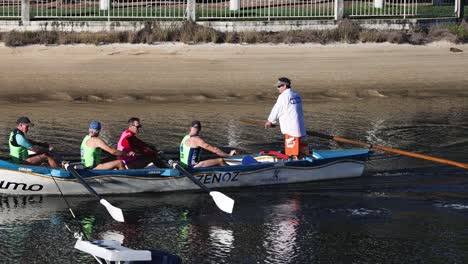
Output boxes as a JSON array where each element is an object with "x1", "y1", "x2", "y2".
[{"x1": 0, "y1": 42, "x2": 467, "y2": 103}]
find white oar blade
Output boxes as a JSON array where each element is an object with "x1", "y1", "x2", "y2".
[
  {"x1": 100, "y1": 199, "x2": 125, "y2": 222},
  {"x1": 209, "y1": 191, "x2": 234, "y2": 214}
]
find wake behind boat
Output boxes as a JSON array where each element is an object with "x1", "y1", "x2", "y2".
[{"x1": 0, "y1": 149, "x2": 370, "y2": 196}]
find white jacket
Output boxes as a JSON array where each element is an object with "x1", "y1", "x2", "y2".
[{"x1": 268, "y1": 88, "x2": 306, "y2": 137}]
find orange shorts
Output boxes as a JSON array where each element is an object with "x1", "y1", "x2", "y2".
[{"x1": 284, "y1": 134, "x2": 308, "y2": 157}]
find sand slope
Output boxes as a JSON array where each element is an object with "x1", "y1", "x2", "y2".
[{"x1": 0, "y1": 42, "x2": 467, "y2": 103}]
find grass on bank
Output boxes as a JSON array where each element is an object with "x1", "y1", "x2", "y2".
[{"x1": 1, "y1": 19, "x2": 467, "y2": 46}]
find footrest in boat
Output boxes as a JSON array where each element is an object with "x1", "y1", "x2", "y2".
[{"x1": 259, "y1": 150, "x2": 289, "y2": 160}]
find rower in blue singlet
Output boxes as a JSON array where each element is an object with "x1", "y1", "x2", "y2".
[{"x1": 179, "y1": 120, "x2": 236, "y2": 168}]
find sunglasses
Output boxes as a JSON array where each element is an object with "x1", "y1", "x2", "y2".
[{"x1": 132, "y1": 124, "x2": 142, "y2": 129}]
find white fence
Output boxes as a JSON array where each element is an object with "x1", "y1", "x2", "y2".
[
  {"x1": 0, "y1": 0, "x2": 463, "y2": 20},
  {"x1": 32, "y1": 0, "x2": 186, "y2": 19},
  {"x1": 199, "y1": 0, "x2": 336, "y2": 19},
  {"x1": 348, "y1": 0, "x2": 418, "y2": 17},
  {"x1": 1, "y1": 0, "x2": 21, "y2": 17}
]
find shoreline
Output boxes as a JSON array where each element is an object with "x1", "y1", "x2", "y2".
[{"x1": 1, "y1": 42, "x2": 467, "y2": 103}]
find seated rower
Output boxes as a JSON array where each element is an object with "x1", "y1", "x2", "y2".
[
  {"x1": 81, "y1": 121, "x2": 134, "y2": 170},
  {"x1": 9, "y1": 116, "x2": 59, "y2": 168},
  {"x1": 117, "y1": 117, "x2": 162, "y2": 169},
  {"x1": 179, "y1": 120, "x2": 236, "y2": 168}
]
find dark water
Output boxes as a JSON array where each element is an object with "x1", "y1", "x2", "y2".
[{"x1": 0, "y1": 97, "x2": 467, "y2": 263}]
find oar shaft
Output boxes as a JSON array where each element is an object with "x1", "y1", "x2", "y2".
[
  {"x1": 65, "y1": 164, "x2": 124, "y2": 222},
  {"x1": 160, "y1": 154, "x2": 234, "y2": 214},
  {"x1": 372, "y1": 145, "x2": 468, "y2": 169},
  {"x1": 239, "y1": 118, "x2": 265, "y2": 126},
  {"x1": 308, "y1": 131, "x2": 468, "y2": 169},
  {"x1": 240, "y1": 119, "x2": 468, "y2": 169},
  {"x1": 174, "y1": 163, "x2": 211, "y2": 193},
  {"x1": 68, "y1": 166, "x2": 102, "y2": 200},
  {"x1": 159, "y1": 153, "x2": 211, "y2": 193}
]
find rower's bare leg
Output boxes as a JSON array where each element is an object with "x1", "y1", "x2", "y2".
[
  {"x1": 45, "y1": 153, "x2": 59, "y2": 168},
  {"x1": 126, "y1": 156, "x2": 154, "y2": 169},
  {"x1": 299, "y1": 143, "x2": 309, "y2": 160},
  {"x1": 94, "y1": 160, "x2": 125, "y2": 170},
  {"x1": 153, "y1": 152, "x2": 167, "y2": 168},
  {"x1": 25, "y1": 153, "x2": 59, "y2": 168},
  {"x1": 194, "y1": 158, "x2": 227, "y2": 168}
]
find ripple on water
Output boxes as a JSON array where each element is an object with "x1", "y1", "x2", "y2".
[
  {"x1": 0, "y1": 98, "x2": 466, "y2": 263},
  {"x1": 329, "y1": 208, "x2": 391, "y2": 217},
  {"x1": 434, "y1": 203, "x2": 468, "y2": 210}
]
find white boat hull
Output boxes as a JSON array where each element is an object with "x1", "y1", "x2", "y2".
[{"x1": 0, "y1": 159, "x2": 366, "y2": 196}]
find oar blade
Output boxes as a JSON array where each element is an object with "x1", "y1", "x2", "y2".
[
  {"x1": 100, "y1": 199, "x2": 125, "y2": 222},
  {"x1": 209, "y1": 191, "x2": 234, "y2": 214}
]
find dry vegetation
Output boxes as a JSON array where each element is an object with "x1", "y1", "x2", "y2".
[{"x1": 1, "y1": 19, "x2": 468, "y2": 46}]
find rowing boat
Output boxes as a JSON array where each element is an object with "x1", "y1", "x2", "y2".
[{"x1": 0, "y1": 149, "x2": 369, "y2": 196}]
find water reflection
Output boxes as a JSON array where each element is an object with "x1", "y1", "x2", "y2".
[
  {"x1": 0, "y1": 196, "x2": 62, "y2": 225},
  {"x1": 226, "y1": 119, "x2": 242, "y2": 149},
  {"x1": 101, "y1": 230, "x2": 125, "y2": 244},
  {"x1": 264, "y1": 198, "x2": 300, "y2": 264},
  {"x1": 209, "y1": 227, "x2": 234, "y2": 259},
  {"x1": 0, "y1": 97, "x2": 466, "y2": 263}
]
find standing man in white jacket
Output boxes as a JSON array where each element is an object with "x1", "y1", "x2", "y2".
[{"x1": 265, "y1": 77, "x2": 307, "y2": 160}]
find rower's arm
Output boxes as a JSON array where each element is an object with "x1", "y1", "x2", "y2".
[
  {"x1": 16, "y1": 134, "x2": 47, "y2": 154},
  {"x1": 128, "y1": 136, "x2": 156, "y2": 153},
  {"x1": 29, "y1": 139, "x2": 49, "y2": 148},
  {"x1": 197, "y1": 138, "x2": 231, "y2": 158},
  {"x1": 15, "y1": 134, "x2": 33, "y2": 150},
  {"x1": 267, "y1": 95, "x2": 285, "y2": 123},
  {"x1": 96, "y1": 138, "x2": 125, "y2": 156}
]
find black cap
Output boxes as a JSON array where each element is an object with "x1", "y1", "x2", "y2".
[
  {"x1": 16, "y1": 116, "x2": 34, "y2": 126},
  {"x1": 191, "y1": 120, "x2": 201, "y2": 130}
]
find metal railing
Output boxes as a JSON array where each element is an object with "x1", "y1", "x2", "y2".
[
  {"x1": 32, "y1": 0, "x2": 186, "y2": 19},
  {"x1": 348, "y1": 0, "x2": 418, "y2": 17},
  {"x1": 1, "y1": 0, "x2": 21, "y2": 17},
  {"x1": 198, "y1": 0, "x2": 336, "y2": 19},
  {"x1": 430, "y1": 0, "x2": 455, "y2": 5},
  {"x1": 0, "y1": 0, "x2": 463, "y2": 20}
]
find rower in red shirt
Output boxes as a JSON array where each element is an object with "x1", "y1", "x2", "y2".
[{"x1": 117, "y1": 117, "x2": 161, "y2": 169}]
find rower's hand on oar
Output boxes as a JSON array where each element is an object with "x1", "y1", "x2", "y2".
[
  {"x1": 126, "y1": 151, "x2": 136, "y2": 157},
  {"x1": 31, "y1": 146, "x2": 49, "y2": 155},
  {"x1": 265, "y1": 121, "x2": 277, "y2": 128},
  {"x1": 229, "y1": 150, "x2": 237, "y2": 156}
]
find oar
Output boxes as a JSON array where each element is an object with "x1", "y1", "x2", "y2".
[
  {"x1": 171, "y1": 161, "x2": 234, "y2": 214},
  {"x1": 63, "y1": 163, "x2": 125, "y2": 222},
  {"x1": 306, "y1": 131, "x2": 468, "y2": 170},
  {"x1": 239, "y1": 118, "x2": 468, "y2": 170},
  {"x1": 240, "y1": 118, "x2": 274, "y2": 127},
  {"x1": 159, "y1": 153, "x2": 234, "y2": 214}
]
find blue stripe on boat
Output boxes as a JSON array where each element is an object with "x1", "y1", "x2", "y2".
[
  {"x1": 191, "y1": 149, "x2": 370, "y2": 173},
  {"x1": 0, "y1": 148, "x2": 369, "y2": 179}
]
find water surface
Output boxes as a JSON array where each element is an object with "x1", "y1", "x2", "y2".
[{"x1": 0, "y1": 97, "x2": 467, "y2": 263}]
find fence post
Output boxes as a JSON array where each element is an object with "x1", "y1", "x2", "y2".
[
  {"x1": 230, "y1": 0, "x2": 240, "y2": 11},
  {"x1": 403, "y1": 0, "x2": 406, "y2": 19},
  {"x1": 374, "y1": 0, "x2": 384, "y2": 8},
  {"x1": 456, "y1": 0, "x2": 465, "y2": 19},
  {"x1": 268, "y1": 0, "x2": 271, "y2": 21},
  {"x1": 187, "y1": 0, "x2": 196, "y2": 21},
  {"x1": 334, "y1": 0, "x2": 344, "y2": 20},
  {"x1": 21, "y1": 0, "x2": 30, "y2": 25}
]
